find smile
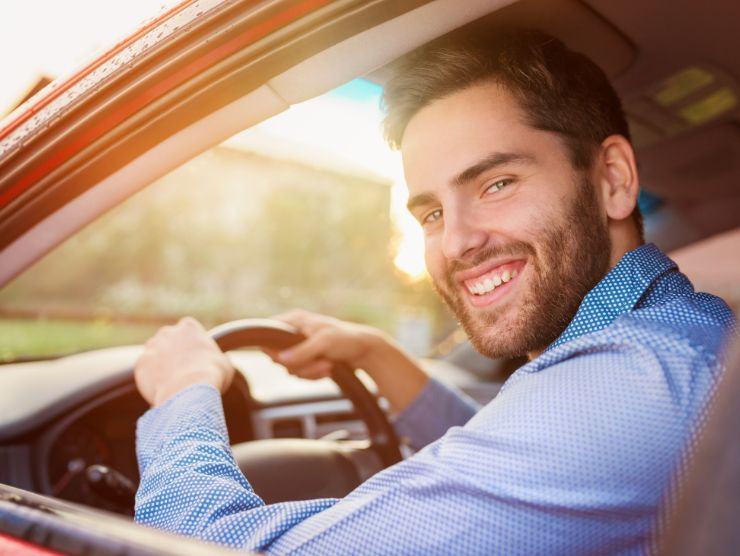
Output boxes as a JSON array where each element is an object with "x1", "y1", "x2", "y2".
[
  {"x1": 459, "y1": 260, "x2": 527, "y2": 307},
  {"x1": 465, "y1": 267, "x2": 518, "y2": 295}
]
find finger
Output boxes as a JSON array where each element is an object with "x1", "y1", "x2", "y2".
[
  {"x1": 270, "y1": 310, "x2": 311, "y2": 332},
  {"x1": 286, "y1": 359, "x2": 333, "y2": 380},
  {"x1": 277, "y1": 331, "x2": 333, "y2": 367},
  {"x1": 179, "y1": 316, "x2": 204, "y2": 330},
  {"x1": 261, "y1": 347, "x2": 281, "y2": 360},
  {"x1": 174, "y1": 317, "x2": 218, "y2": 349},
  {"x1": 271, "y1": 309, "x2": 331, "y2": 332},
  {"x1": 155, "y1": 325, "x2": 175, "y2": 338},
  {"x1": 133, "y1": 351, "x2": 150, "y2": 372},
  {"x1": 293, "y1": 370, "x2": 329, "y2": 381},
  {"x1": 271, "y1": 309, "x2": 305, "y2": 322}
]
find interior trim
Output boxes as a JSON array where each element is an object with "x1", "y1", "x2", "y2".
[{"x1": 269, "y1": 0, "x2": 515, "y2": 103}]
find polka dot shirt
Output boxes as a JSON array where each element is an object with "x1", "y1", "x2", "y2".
[{"x1": 135, "y1": 244, "x2": 736, "y2": 554}]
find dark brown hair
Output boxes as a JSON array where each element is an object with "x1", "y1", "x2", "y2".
[{"x1": 382, "y1": 29, "x2": 643, "y2": 234}]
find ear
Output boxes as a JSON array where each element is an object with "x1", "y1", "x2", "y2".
[{"x1": 595, "y1": 135, "x2": 639, "y2": 221}]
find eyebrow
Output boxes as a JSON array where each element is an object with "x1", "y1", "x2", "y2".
[
  {"x1": 406, "y1": 151, "x2": 537, "y2": 213},
  {"x1": 452, "y1": 151, "x2": 537, "y2": 186}
]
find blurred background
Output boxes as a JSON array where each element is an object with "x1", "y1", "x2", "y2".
[{"x1": 0, "y1": 1, "x2": 452, "y2": 363}]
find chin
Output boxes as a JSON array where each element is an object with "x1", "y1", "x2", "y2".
[{"x1": 462, "y1": 310, "x2": 522, "y2": 359}]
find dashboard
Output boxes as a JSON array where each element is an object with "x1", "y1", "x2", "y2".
[
  {"x1": 0, "y1": 346, "x2": 362, "y2": 514},
  {"x1": 40, "y1": 387, "x2": 148, "y2": 513},
  {"x1": 0, "y1": 344, "x2": 501, "y2": 516}
]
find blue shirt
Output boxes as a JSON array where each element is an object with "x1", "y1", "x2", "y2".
[{"x1": 135, "y1": 244, "x2": 735, "y2": 554}]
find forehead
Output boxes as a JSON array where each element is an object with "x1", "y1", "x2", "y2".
[{"x1": 399, "y1": 82, "x2": 567, "y2": 192}]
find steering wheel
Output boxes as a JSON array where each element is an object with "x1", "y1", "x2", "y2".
[
  {"x1": 89, "y1": 319, "x2": 401, "y2": 511},
  {"x1": 209, "y1": 319, "x2": 403, "y2": 503}
]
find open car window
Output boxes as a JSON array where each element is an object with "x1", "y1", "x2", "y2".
[{"x1": 0, "y1": 78, "x2": 452, "y2": 363}]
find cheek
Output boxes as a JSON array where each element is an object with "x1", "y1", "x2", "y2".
[
  {"x1": 499, "y1": 190, "x2": 562, "y2": 240},
  {"x1": 423, "y1": 235, "x2": 445, "y2": 276}
]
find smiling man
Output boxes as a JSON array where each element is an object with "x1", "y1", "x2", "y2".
[{"x1": 133, "y1": 31, "x2": 735, "y2": 554}]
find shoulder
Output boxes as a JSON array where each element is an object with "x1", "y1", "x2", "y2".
[
  {"x1": 488, "y1": 290, "x2": 736, "y2": 423},
  {"x1": 628, "y1": 286, "x2": 735, "y2": 352},
  {"x1": 607, "y1": 289, "x2": 736, "y2": 398},
  {"x1": 453, "y1": 329, "x2": 701, "y2": 496},
  {"x1": 502, "y1": 291, "x2": 735, "y2": 420}
]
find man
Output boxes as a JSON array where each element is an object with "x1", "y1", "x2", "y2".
[{"x1": 133, "y1": 31, "x2": 734, "y2": 554}]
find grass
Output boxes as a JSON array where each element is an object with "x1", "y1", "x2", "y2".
[{"x1": 0, "y1": 318, "x2": 159, "y2": 362}]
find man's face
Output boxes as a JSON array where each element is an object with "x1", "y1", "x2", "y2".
[{"x1": 401, "y1": 82, "x2": 611, "y2": 358}]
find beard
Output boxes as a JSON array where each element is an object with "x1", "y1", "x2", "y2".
[{"x1": 432, "y1": 176, "x2": 611, "y2": 359}]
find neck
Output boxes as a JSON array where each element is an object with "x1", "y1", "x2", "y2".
[{"x1": 608, "y1": 220, "x2": 643, "y2": 268}]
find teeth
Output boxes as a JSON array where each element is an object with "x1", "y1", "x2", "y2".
[{"x1": 466, "y1": 267, "x2": 520, "y2": 295}]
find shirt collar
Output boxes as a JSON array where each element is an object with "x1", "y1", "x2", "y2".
[{"x1": 547, "y1": 243, "x2": 677, "y2": 350}]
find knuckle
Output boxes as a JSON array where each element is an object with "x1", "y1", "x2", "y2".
[
  {"x1": 313, "y1": 329, "x2": 334, "y2": 346},
  {"x1": 285, "y1": 309, "x2": 304, "y2": 320},
  {"x1": 183, "y1": 316, "x2": 200, "y2": 328}
]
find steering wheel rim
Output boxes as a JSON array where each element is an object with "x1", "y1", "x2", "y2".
[{"x1": 209, "y1": 318, "x2": 403, "y2": 467}]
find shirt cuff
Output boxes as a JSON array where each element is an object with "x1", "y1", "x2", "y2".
[
  {"x1": 136, "y1": 383, "x2": 227, "y2": 474},
  {"x1": 393, "y1": 378, "x2": 480, "y2": 451}
]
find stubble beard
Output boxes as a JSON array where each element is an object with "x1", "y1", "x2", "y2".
[{"x1": 432, "y1": 177, "x2": 612, "y2": 359}]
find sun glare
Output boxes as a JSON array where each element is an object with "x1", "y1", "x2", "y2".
[
  {"x1": 392, "y1": 182, "x2": 428, "y2": 282},
  {"x1": 229, "y1": 79, "x2": 429, "y2": 281}
]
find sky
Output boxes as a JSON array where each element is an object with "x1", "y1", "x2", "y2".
[{"x1": 0, "y1": 0, "x2": 427, "y2": 279}]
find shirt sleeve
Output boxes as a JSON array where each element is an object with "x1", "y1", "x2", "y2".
[
  {"x1": 392, "y1": 378, "x2": 480, "y2": 450},
  {"x1": 135, "y1": 384, "x2": 338, "y2": 551},
  {"x1": 135, "y1": 339, "x2": 710, "y2": 555}
]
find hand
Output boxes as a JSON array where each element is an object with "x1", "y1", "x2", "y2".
[
  {"x1": 135, "y1": 317, "x2": 235, "y2": 407},
  {"x1": 266, "y1": 310, "x2": 382, "y2": 379},
  {"x1": 268, "y1": 310, "x2": 429, "y2": 412}
]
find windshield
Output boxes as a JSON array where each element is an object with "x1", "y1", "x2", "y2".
[{"x1": 0, "y1": 79, "x2": 453, "y2": 362}]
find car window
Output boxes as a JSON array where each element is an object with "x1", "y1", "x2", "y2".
[
  {"x1": 1, "y1": 0, "x2": 185, "y2": 118},
  {"x1": 0, "y1": 79, "x2": 453, "y2": 362}
]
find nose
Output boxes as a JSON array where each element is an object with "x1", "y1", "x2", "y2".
[{"x1": 441, "y1": 207, "x2": 488, "y2": 261}]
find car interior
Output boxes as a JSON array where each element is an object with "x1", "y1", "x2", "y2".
[{"x1": 0, "y1": 0, "x2": 738, "y2": 553}]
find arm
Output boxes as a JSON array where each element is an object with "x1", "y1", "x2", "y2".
[
  {"x1": 268, "y1": 310, "x2": 430, "y2": 413},
  {"x1": 135, "y1": 384, "x2": 338, "y2": 551},
  {"x1": 393, "y1": 376, "x2": 480, "y2": 450},
  {"x1": 136, "y1": 330, "x2": 700, "y2": 554},
  {"x1": 134, "y1": 382, "x2": 491, "y2": 553},
  {"x1": 270, "y1": 310, "x2": 479, "y2": 447}
]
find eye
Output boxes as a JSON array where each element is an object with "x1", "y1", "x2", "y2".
[
  {"x1": 484, "y1": 178, "x2": 513, "y2": 195},
  {"x1": 421, "y1": 208, "x2": 442, "y2": 225}
]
